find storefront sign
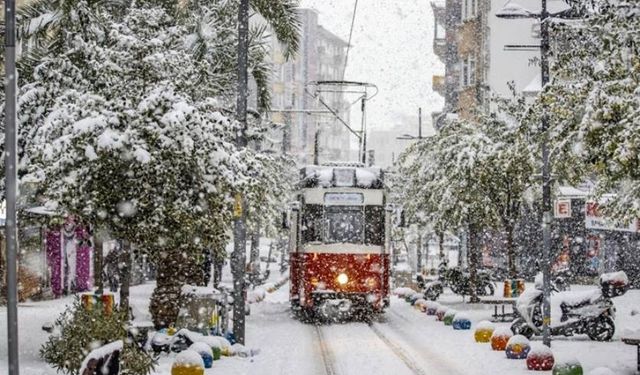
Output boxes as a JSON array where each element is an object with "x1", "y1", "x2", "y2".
[
  {"x1": 585, "y1": 202, "x2": 639, "y2": 233},
  {"x1": 554, "y1": 200, "x2": 572, "y2": 218}
]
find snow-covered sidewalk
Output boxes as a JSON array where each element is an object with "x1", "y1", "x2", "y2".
[{"x1": 2, "y1": 280, "x2": 638, "y2": 374}]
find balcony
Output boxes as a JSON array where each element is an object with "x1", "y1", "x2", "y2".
[
  {"x1": 432, "y1": 75, "x2": 445, "y2": 97},
  {"x1": 433, "y1": 37, "x2": 446, "y2": 62}
]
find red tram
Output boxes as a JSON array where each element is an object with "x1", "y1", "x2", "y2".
[{"x1": 288, "y1": 165, "x2": 391, "y2": 318}]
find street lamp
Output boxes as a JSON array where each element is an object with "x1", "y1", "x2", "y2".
[
  {"x1": 497, "y1": 0, "x2": 553, "y2": 348},
  {"x1": 396, "y1": 107, "x2": 429, "y2": 141},
  {"x1": 496, "y1": 0, "x2": 577, "y2": 348}
]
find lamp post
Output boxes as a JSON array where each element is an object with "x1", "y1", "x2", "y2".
[
  {"x1": 5, "y1": 0, "x2": 19, "y2": 373},
  {"x1": 232, "y1": 0, "x2": 249, "y2": 345},
  {"x1": 495, "y1": 0, "x2": 565, "y2": 347},
  {"x1": 396, "y1": 107, "x2": 427, "y2": 141}
]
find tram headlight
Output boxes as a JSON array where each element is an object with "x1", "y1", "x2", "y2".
[{"x1": 337, "y1": 273, "x2": 349, "y2": 285}]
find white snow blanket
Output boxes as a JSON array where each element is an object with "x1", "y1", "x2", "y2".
[{"x1": 79, "y1": 340, "x2": 123, "y2": 375}]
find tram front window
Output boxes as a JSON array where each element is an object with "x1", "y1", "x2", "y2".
[{"x1": 325, "y1": 206, "x2": 364, "y2": 244}]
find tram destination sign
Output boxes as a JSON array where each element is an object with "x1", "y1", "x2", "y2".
[{"x1": 324, "y1": 192, "x2": 364, "y2": 205}]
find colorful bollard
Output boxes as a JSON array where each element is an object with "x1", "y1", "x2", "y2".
[
  {"x1": 452, "y1": 313, "x2": 472, "y2": 330},
  {"x1": 474, "y1": 321, "x2": 495, "y2": 343},
  {"x1": 552, "y1": 358, "x2": 584, "y2": 375},
  {"x1": 436, "y1": 306, "x2": 449, "y2": 321},
  {"x1": 425, "y1": 301, "x2": 440, "y2": 315},
  {"x1": 189, "y1": 342, "x2": 213, "y2": 369},
  {"x1": 212, "y1": 345, "x2": 222, "y2": 361},
  {"x1": 527, "y1": 343, "x2": 555, "y2": 371},
  {"x1": 443, "y1": 309, "x2": 457, "y2": 326},
  {"x1": 505, "y1": 335, "x2": 531, "y2": 359},
  {"x1": 491, "y1": 327, "x2": 513, "y2": 351},
  {"x1": 414, "y1": 298, "x2": 428, "y2": 312},
  {"x1": 171, "y1": 350, "x2": 205, "y2": 375}
]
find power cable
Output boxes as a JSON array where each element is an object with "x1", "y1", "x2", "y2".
[{"x1": 342, "y1": 0, "x2": 359, "y2": 81}]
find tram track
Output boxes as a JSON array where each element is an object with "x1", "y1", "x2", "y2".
[
  {"x1": 314, "y1": 325, "x2": 339, "y2": 375},
  {"x1": 366, "y1": 320, "x2": 429, "y2": 375}
]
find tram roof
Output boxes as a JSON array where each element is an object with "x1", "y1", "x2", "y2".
[{"x1": 299, "y1": 165, "x2": 384, "y2": 189}]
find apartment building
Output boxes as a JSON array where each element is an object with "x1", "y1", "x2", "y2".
[
  {"x1": 431, "y1": 0, "x2": 552, "y2": 125},
  {"x1": 268, "y1": 9, "x2": 352, "y2": 164}
]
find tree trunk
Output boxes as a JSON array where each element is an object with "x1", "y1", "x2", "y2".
[
  {"x1": 118, "y1": 240, "x2": 132, "y2": 316},
  {"x1": 250, "y1": 223, "x2": 260, "y2": 266},
  {"x1": 93, "y1": 227, "x2": 104, "y2": 294},
  {"x1": 438, "y1": 231, "x2": 445, "y2": 265},
  {"x1": 150, "y1": 251, "x2": 185, "y2": 329},
  {"x1": 0, "y1": 234, "x2": 5, "y2": 303},
  {"x1": 505, "y1": 225, "x2": 517, "y2": 279},
  {"x1": 468, "y1": 223, "x2": 480, "y2": 303}
]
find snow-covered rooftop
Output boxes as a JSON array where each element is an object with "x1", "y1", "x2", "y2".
[{"x1": 300, "y1": 165, "x2": 384, "y2": 189}]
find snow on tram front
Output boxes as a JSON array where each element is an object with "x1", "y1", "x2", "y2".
[{"x1": 288, "y1": 164, "x2": 391, "y2": 319}]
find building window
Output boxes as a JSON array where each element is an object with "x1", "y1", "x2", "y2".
[
  {"x1": 462, "y1": 0, "x2": 478, "y2": 21},
  {"x1": 460, "y1": 55, "x2": 476, "y2": 88}
]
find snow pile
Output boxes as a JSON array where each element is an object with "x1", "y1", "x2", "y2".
[
  {"x1": 527, "y1": 343, "x2": 553, "y2": 356},
  {"x1": 588, "y1": 367, "x2": 615, "y2": 375},
  {"x1": 516, "y1": 288, "x2": 542, "y2": 311},
  {"x1": 247, "y1": 288, "x2": 266, "y2": 303},
  {"x1": 182, "y1": 284, "x2": 220, "y2": 297},
  {"x1": 436, "y1": 306, "x2": 449, "y2": 314},
  {"x1": 558, "y1": 289, "x2": 602, "y2": 306},
  {"x1": 444, "y1": 309, "x2": 457, "y2": 318},
  {"x1": 476, "y1": 320, "x2": 495, "y2": 330},
  {"x1": 534, "y1": 272, "x2": 544, "y2": 289},
  {"x1": 410, "y1": 292, "x2": 423, "y2": 301},
  {"x1": 600, "y1": 271, "x2": 629, "y2": 284},
  {"x1": 414, "y1": 298, "x2": 427, "y2": 307},
  {"x1": 172, "y1": 329, "x2": 230, "y2": 351},
  {"x1": 496, "y1": 2, "x2": 536, "y2": 18},
  {"x1": 79, "y1": 340, "x2": 123, "y2": 375},
  {"x1": 393, "y1": 287, "x2": 417, "y2": 297},
  {"x1": 189, "y1": 342, "x2": 212, "y2": 355},
  {"x1": 393, "y1": 263, "x2": 412, "y2": 272},
  {"x1": 453, "y1": 312, "x2": 471, "y2": 322},
  {"x1": 231, "y1": 343, "x2": 260, "y2": 358},
  {"x1": 492, "y1": 327, "x2": 513, "y2": 338},
  {"x1": 301, "y1": 166, "x2": 382, "y2": 188},
  {"x1": 355, "y1": 168, "x2": 381, "y2": 188},
  {"x1": 173, "y1": 349, "x2": 204, "y2": 367},
  {"x1": 507, "y1": 334, "x2": 530, "y2": 346},
  {"x1": 316, "y1": 168, "x2": 333, "y2": 187},
  {"x1": 425, "y1": 301, "x2": 440, "y2": 309}
]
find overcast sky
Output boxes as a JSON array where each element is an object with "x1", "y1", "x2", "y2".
[{"x1": 299, "y1": 0, "x2": 444, "y2": 133}]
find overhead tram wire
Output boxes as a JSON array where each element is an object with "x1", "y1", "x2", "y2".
[{"x1": 342, "y1": 0, "x2": 359, "y2": 81}]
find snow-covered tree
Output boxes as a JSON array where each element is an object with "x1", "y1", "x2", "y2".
[
  {"x1": 542, "y1": 0, "x2": 640, "y2": 221},
  {"x1": 397, "y1": 96, "x2": 536, "y2": 286},
  {"x1": 9, "y1": 0, "x2": 300, "y2": 326}
]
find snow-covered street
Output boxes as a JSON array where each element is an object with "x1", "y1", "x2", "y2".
[
  {"x1": 3, "y1": 277, "x2": 639, "y2": 375},
  {"x1": 2, "y1": 1, "x2": 640, "y2": 374}
]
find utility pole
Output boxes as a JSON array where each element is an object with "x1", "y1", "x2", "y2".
[
  {"x1": 232, "y1": 0, "x2": 249, "y2": 345},
  {"x1": 360, "y1": 97, "x2": 367, "y2": 164},
  {"x1": 282, "y1": 106, "x2": 292, "y2": 154},
  {"x1": 418, "y1": 107, "x2": 422, "y2": 139},
  {"x1": 313, "y1": 127, "x2": 320, "y2": 165},
  {"x1": 5, "y1": 0, "x2": 20, "y2": 373},
  {"x1": 416, "y1": 233, "x2": 422, "y2": 274},
  {"x1": 539, "y1": 0, "x2": 552, "y2": 348},
  {"x1": 496, "y1": 0, "x2": 555, "y2": 347}
]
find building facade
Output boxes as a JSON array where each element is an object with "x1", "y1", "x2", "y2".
[
  {"x1": 431, "y1": 0, "x2": 553, "y2": 126},
  {"x1": 267, "y1": 9, "x2": 352, "y2": 164}
]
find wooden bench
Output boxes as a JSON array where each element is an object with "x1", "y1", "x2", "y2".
[
  {"x1": 622, "y1": 337, "x2": 640, "y2": 372},
  {"x1": 479, "y1": 298, "x2": 517, "y2": 322}
]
